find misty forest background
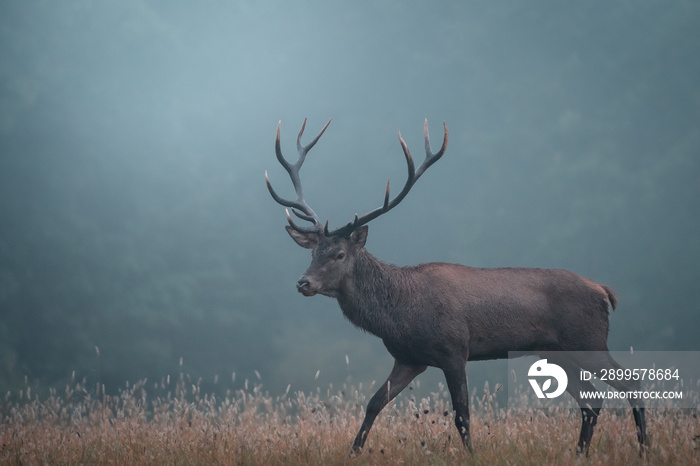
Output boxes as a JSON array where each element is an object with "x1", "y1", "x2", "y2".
[{"x1": 1, "y1": 1, "x2": 698, "y2": 399}]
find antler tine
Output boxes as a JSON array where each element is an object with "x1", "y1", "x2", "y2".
[
  {"x1": 283, "y1": 208, "x2": 314, "y2": 232},
  {"x1": 328, "y1": 120, "x2": 448, "y2": 237},
  {"x1": 416, "y1": 119, "x2": 448, "y2": 178},
  {"x1": 383, "y1": 179, "x2": 390, "y2": 210},
  {"x1": 266, "y1": 118, "x2": 332, "y2": 233},
  {"x1": 290, "y1": 207, "x2": 317, "y2": 222},
  {"x1": 298, "y1": 118, "x2": 332, "y2": 160}
]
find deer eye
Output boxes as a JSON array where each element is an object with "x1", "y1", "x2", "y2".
[{"x1": 336, "y1": 251, "x2": 346, "y2": 260}]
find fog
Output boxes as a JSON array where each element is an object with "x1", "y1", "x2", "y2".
[{"x1": 1, "y1": 1, "x2": 698, "y2": 398}]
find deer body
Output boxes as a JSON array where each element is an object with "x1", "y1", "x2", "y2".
[
  {"x1": 341, "y1": 259, "x2": 614, "y2": 364},
  {"x1": 266, "y1": 119, "x2": 648, "y2": 456}
]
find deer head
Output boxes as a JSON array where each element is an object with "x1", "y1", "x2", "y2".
[{"x1": 265, "y1": 119, "x2": 448, "y2": 298}]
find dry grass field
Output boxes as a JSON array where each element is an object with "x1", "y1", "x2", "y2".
[{"x1": 1, "y1": 373, "x2": 698, "y2": 465}]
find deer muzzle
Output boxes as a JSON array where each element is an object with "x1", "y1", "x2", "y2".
[{"x1": 296, "y1": 277, "x2": 317, "y2": 296}]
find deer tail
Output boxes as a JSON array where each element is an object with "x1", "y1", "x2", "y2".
[{"x1": 602, "y1": 285, "x2": 618, "y2": 311}]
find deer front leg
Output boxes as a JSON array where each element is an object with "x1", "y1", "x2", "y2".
[
  {"x1": 443, "y1": 361, "x2": 473, "y2": 452},
  {"x1": 351, "y1": 361, "x2": 426, "y2": 454}
]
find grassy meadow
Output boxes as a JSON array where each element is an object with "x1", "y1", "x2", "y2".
[{"x1": 1, "y1": 373, "x2": 698, "y2": 465}]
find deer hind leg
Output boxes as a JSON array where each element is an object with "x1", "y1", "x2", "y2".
[
  {"x1": 569, "y1": 380, "x2": 602, "y2": 456},
  {"x1": 569, "y1": 351, "x2": 649, "y2": 455},
  {"x1": 351, "y1": 361, "x2": 426, "y2": 454},
  {"x1": 553, "y1": 359, "x2": 602, "y2": 456},
  {"x1": 586, "y1": 352, "x2": 649, "y2": 454},
  {"x1": 602, "y1": 354, "x2": 648, "y2": 453}
]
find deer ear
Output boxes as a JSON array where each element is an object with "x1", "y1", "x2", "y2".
[
  {"x1": 285, "y1": 226, "x2": 319, "y2": 249},
  {"x1": 350, "y1": 225, "x2": 368, "y2": 248}
]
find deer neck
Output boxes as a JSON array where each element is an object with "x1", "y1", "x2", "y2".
[{"x1": 336, "y1": 249, "x2": 405, "y2": 338}]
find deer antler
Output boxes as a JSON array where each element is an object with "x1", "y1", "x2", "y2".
[
  {"x1": 266, "y1": 118, "x2": 447, "y2": 237},
  {"x1": 265, "y1": 118, "x2": 332, "y2": 234},
  {"x1": 326, "y1": 119, "x2": 448, "y2": 237}
]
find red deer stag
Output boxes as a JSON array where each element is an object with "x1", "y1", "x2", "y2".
[{"x1": 264, "y1": 118, "x2": 648, "y2": 456}]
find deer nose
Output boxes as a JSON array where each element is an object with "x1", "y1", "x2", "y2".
[
  {"x1": 296, "y1": 278, "x2": 310, "y2": 293},
  {"x1": 296, "y1": 277, "x2": 317, "y2": 296}
]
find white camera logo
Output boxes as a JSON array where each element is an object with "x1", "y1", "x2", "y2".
[{"x1": 528, "y1": 359, "x2": 568, "y2": 399}]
